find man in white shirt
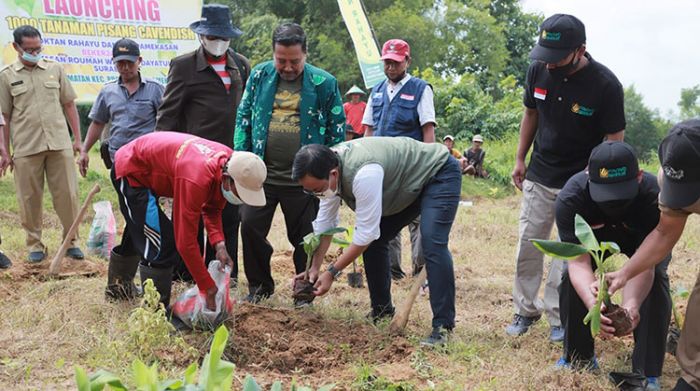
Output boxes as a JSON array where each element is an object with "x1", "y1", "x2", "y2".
[{"x1": 291, "y1": 137, "x2": 461, "y2": 346}]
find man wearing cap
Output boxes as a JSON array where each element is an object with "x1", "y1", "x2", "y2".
[
  {"x1": 464, "y1": 134, "x2": 487, "y2": 178},
  {"x1": 0, "y1": 25, "x2": 84, "y2": 263},
  {"x1": 234, "y1": 22, "x2": 345, "y2": 304},
  {"x1": 157, "y1": 3, "x2": 250, "y2": 282},
  {"x1": 555, "y1": 141, "x2": 670, "y2": 389},
  {"x1": 344, "y1": 85, "x2": 367, "y2": 140},
  {"x1": 291, "y1": 138, "x2": 461, "y2": 346},
  {"x1": 607, "y1": 120, "x2": 700, "y2": 391},
  {"x1": 112, "y1": 131, "x2": 266, "y2": 309},
  {"x1": 508, "y1": 14, "x2": 626, "y2": 341},
  {"x1": 77, "y1": 38, "x2": 164, "y2": 300},
  {"x1": 443, "y1": 135, "x2": 467, "y2": 171},
  {"x1": 363, "y1": 38, "x2": 435, "y2": 281}
]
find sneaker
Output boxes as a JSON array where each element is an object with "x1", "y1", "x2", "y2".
[
  {"x1": 608, "y1": 371, "x2": 648, "y2": 390},
  {"x1": 66, "y1": 247, "x2": 85, "y2": 260},
  {"x1": 550, "y1": 326, "x2": 565, "y2": 342},
  {"x1": 646, "y1": 377, "x2": 660, "y2": 391},
  {"x1": 27, "y1": 250, "x2": 46, "y2": 263},
  {"x1": 505, "y1": 314, "x2": 541, "y2": 336},
  {"x1": 555, "y1": 356, "x2": 599, "y2": 372},
  {"x1": 0, "y1": 251, "x2": 11, "y2": 269},
  {"x1": 420, "y1": 326, "x2": 452, "y2": 347}
]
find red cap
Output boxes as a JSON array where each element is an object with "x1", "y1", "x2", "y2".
[{"x1": 381, "y1": 39, "x2": 410, "y2": 62}]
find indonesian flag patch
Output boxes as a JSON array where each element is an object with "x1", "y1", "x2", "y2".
[{"x1": 534, "y1": 87, "x2": 547, "y2": 100}]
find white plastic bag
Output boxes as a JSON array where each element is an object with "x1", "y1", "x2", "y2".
[
  {"x1": 171, "y1": 260, "x2": 234, "y2": 330},
  {"x1": 86, "y1": 201, "x2": 117, "y2": 259}
]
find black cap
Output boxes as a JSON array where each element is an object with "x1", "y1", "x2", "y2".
[
  {"x1": 189, "y1": 4, "x2": 242, "y2": 39},
  {"x1": 529, "y1": 14, "x2": 586, "y2": 63},
  {"x1": 658, "y1": 119, "x2": 700, "y2": 209},
  {"x1": 112, "y1": 38, "x2": 140, "y2": 63},
  {"x1": 588, "y1": 141, "x2": 639, "y2": 202}
]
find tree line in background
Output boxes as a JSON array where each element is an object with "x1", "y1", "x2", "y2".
[{"x1": 76, "y1": 0, "x2": 700, "y2": 168}]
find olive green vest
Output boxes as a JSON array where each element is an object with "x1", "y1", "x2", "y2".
[{"x1": 334, "y1": 137, "x2": 450, "y2": 216}]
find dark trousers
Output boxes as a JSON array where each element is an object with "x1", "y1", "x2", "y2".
[
  {"x1": 110, "y1": 169, "x2": 180, "y2": 268},
  {"x1": 364, "y1": 157, "x2": 461, "y2": 329},
  {"x1": 240, "y1": 184, "x2": 319, "y2": 296},
  {"x1": 560, "y1": 254, "x2": 672, "y2": 376}
]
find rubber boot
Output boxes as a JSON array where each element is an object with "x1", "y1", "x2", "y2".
[
  {"x1": 139, "y1": 263, "x2": 174, "y2": 308},
  {"x1": 105, "y1": 245, "x2": 141, "y2": 300}
]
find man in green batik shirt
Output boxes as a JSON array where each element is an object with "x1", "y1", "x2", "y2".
[{"x1": 234, "y1": 22, "x2": 345, "y2": 305}]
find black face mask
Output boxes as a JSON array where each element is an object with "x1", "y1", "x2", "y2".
[
  {"x1": 547, "y1": 51, "x2": 580, "y2": 79},
  {"x1": 597, "y1": 198, "x2": 635, "y2": 220}
]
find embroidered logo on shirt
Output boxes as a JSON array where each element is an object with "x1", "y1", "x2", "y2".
[
  {"x1": 399, "y1": 93, "x2": 415, "y2": 101},
  {"x1": 571, "y1": 103, "x2": 595, "y2": 117},
  {"x1": 10, "y1": 80, "x2": 24, "y2": 86},
  {"x1": 534, "y1": 87, "x2": 547, "y2": 100},
  {"x1": 373, "y1": 92, "x2": 383, "y2": 99}
]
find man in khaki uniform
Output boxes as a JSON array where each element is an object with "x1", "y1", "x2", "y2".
[
  {"x1": 0, "y1": 114, "x2": 13, "y2": 269},
  {"x1": 607, "y1": 119, "x2": 700, "y2": 391},
  {"x1": 0, "y1": 25, "x2": 84, "y2": 262}
]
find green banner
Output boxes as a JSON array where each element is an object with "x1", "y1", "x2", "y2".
[{"x1": 337, "y1": 0, "x2": 384, "y2": 89}]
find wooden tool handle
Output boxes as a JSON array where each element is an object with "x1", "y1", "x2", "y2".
[
  {"x1": 48, "y1": 184, "x2": 101, "y2": 276},
  {"x1": 389, "y1": 267, "x2": 428, "y2": 334}
]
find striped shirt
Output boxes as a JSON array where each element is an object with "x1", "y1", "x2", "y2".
[{"x1": 208, "y1": 56, "x2": 230, "y2": 92}]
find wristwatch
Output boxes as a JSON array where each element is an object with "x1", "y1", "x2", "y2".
[{"x1": 326, "y1": 263, "x2": 342, "y2": 280}]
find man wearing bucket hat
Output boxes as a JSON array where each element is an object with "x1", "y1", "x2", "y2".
[
  {"x1": 157, "y1": 3, "x2": 250, "y2": 283},
  {"x1": 344, "y1": 85, "x2": 367, "y2": 140},
  {"x1": 234, "y1": 22, "x2": 345, "y2": 305},
  {"x1": 555, "y1": 141, "x2": 670, "y2": 389},
  {"x1": 607, "y1": 120, "x2": 700, "y2": 391},
  {"x1": 76, "y1": 38, "x2": 165, "y2": 300},
  {"x1": 508, "y1": 14, "x2": 626, "y2": 342},
  {"x1": 112, "y1": 131, "x2": 266, "y2": 310},
  {"x1": 363, "y1": 38, "x2": 435, "y2": 281}
]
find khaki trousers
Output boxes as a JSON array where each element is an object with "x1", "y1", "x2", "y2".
[
  {"x1": 512, "y1": 179, "x2": 564, "y2": 327},
  {"x1": 679, "y1": 271, "x2": 700, "y2": 389},
  {"x1": 13, "y1": 149, "x2": 79, "y2": 252}
]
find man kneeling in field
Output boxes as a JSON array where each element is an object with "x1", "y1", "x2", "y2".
[
  {"x1": 112, "y1": 131, "x2": 266, "y2": 308},
  {"x1": 291, "y1": 137, "x2": 461, "y2": 346}
]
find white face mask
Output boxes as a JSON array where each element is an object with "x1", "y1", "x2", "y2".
[
  {"x1": 200, "y1": 36, "x2": 230, "y2": 57},
  {"x1": 221, "y1": 182, "x2": 244, "y2": 205},
  {"x1": 315, "y1": 187, "x2": 337, "y2": 200}
]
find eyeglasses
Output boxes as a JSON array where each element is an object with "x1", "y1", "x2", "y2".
[{"x1": 21, "y1": 46, "x2": 42, "y2": 55}]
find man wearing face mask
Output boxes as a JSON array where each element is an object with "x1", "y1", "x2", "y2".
[
  {"x1": 0, "y1": 25, "x2": 84, "y2": 263},
  {"x1": 156, "y1": 3, "x2": 250, "y2": 283},
  {"x1": 507, "y1": 14, "x2": 626, "y2": 342},
  {"x1": 555, "y1": 141, "x2": 670, "y2": 389},
  {"x1": 291, "y1": 138, "x2": 461, "y2": 346},
  {"x1": 234, "y1": 23, "x2": 345, "y2": 305},
  {"x1": 112, "y1": 131, "x2": 266, "y2": 309}
]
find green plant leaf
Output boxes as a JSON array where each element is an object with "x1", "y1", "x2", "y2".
[
  {"x1": 529, "y1": 239, "x2": 588, "y2": 259},
  {"x1": 599, "y1": 241, "x2": 621, "y2": 256},
  {"x1": 574, "y1": 214, "x2": 599, "y2": 251},
  {"x1": 318, "y1": 385, "x2": 336, "y2": 391},
  {"x1": 331, "y1": 237, "x2": 351, "y2": 247},
  {"x1": 74, "y1": 366, "x2": 90, "y2": 391},
  {"x1": 199, "y1": 326, "x2": 235, "y2": 391},
  {"x1": 320, "y1": 227, "x2": 348, "y2": 236},
  {"x1": 586, "y1": 305, "x2": 602, "y2": 337},
  {"x1": 132, "y1": 360, "x2": 158, "y2": 389},
  {"x1": 183, "y1": 362, "x2": 198, "y2": 385},
  {"x1": 271, "y1": 382, "x2": 283, "y2": 391},
  {"x1": 675, "y1": 285, "x2": 690, "y2": 299},
  {"x1": 89, "y1": 369, "x2": 128, "y2": 391},
  {"x1": 242, "y1": 375, "x2": 262, "y2": 391}
]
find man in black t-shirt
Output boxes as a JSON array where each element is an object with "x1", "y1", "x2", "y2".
[
  {"x1": 555, "y1": 142, "x2": 670, "y2": 388},
  {"x1": 507, "y1": 14, "x2": 626, "y2": 342}
]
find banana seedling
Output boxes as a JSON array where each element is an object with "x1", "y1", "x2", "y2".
[
  {"x1": 530, "y1": 214, "x2": 632, "y2": 337},
  {"x1": 293, "y1": 227, "x2": 348, "y2": 302}
]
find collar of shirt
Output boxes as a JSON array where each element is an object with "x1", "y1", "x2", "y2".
[
  {"x1": 387, "y1": 73, "x2": 412, "y2": 101},
  {"x1": 117, "y1": 72, "x2": 145, "y2": 88},
  {"x1": 13, "y1": 58, "x2": 48, "y2": 71}
]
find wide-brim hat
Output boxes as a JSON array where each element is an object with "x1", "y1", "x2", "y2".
[
  {"x1": 345, "y1": 85, "x2": 366, "y2": 96},
  {"x1": 189, "y1": 4, "x2": 242, "y2": 39}
]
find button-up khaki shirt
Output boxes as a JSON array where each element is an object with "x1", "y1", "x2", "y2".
[{"x1": 0, "y1": 58, "x2": 77, "y2": 158}]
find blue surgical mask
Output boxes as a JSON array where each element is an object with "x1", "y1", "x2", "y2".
[
  {"x1": 21, "y1": 51, "x2": 42, "y2": 64},
  {"x1": 221, "y1": 183, "x2": 244, "y2": 205}
]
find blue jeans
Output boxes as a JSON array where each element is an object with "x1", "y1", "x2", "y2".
[{"x1": 363, "y1": 157, "x2": 461, "y2": 329}]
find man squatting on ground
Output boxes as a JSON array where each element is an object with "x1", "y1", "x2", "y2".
[
  {"x1": 556, "y1": 141, "x2": 670, "y2": 389},
  {"x1": 291, "y1": 137, "x2": 461, "y2": 346},
  {"x1": 111, "y1": 131, "x2": 266, "y2": 308}
]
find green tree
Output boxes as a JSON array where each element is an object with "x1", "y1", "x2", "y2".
[
  {"x1": 678, "y1": 85, "x2": 700, "y2": 120},
  {"x1": 624, "y1": 85, "x2": 668, "y2": 160}
]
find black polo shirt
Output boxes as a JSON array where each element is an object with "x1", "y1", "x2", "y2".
[
  {"x1": 555, "y1": 171, "x2": 659, "y2": 257},
  {"x1": 523, "y1": 53, "x2": 626, "y2": 189}
]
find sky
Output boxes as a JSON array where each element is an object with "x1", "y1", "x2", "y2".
[{"x1": 520, "y1": 0, "x2": 700, "y2": 117}]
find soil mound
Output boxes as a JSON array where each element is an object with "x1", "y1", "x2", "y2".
[
  {"x1": 1, "y1": 258, "x2": 105, "y2": 281},
  {"x1": 225, "y1": 304, "x2": 413, "y2": 376}
]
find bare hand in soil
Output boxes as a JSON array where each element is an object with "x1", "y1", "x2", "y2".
[
  {"x1": 313, "y1": 271, "x2": 333, "y2": 296},
  {"x1": 292, "y1": 265, "x2": 319, "y2": 288},
  {"x1": 205, "y1": 286, "x2": 218, "y2": 311}
]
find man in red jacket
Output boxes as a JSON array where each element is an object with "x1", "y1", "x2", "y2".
[{"x1": 112, "y1": 132, "x2": 266, "y2": 308}]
